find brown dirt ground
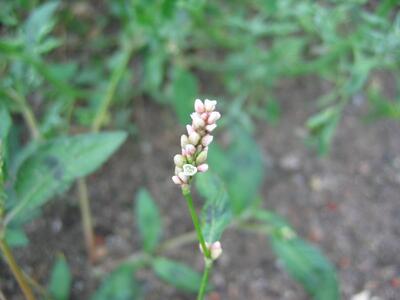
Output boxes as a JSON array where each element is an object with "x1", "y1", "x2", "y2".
[{"x1": 1, "y1": 77, "x2": 400, "y2": 300}]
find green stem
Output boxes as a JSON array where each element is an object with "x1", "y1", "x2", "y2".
[
  {"x1": 0, "y1": 239, "x2": 36, "y2": 300},
  {"x1": 181, "y1": 186, "x2": 211, "y2": 259},
  {"x1": 197, "y1": 259, "x2": 212, "y2": 300},
  {"x1": 6, "y1": 89, "x2": 40, "y2": 140},
  {"x1": 77, "y1": 178, "x2": 95, "y2": 262},
  {"x1": 91, "y1": 42, "x2": 135, "y2": 132}
]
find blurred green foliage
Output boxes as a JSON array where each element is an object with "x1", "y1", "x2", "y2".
[{"x1": 1, "y1": 0, "x2": 399, "y2": 299}]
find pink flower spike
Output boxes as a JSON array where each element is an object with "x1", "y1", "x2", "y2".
[
  {"x1": 208, "y1": 111, "x2": 221, "y2": 124},
  {"x1": 194, "y1": 99, "x2": 205, "y2": 113},
  {"x1": 197, "y1": 164, "x2": 209, "y2": 172},
  {"x1": 172, "y1": 176, "x2": 182, "y2": 185},
  {"x1": 202, "y1": 135, "x2": 213, "y2": 146},
  {"x1": 206, "y1": 124, "x2": 217, "y2": 132},
  {"x1": 186, "y1": 125, "x2": 195, "y2": 135}
]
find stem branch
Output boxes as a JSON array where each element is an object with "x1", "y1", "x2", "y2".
[
  {"x1": 77, "y1": 178, "x2": 95, "y2": 262},
  {"x1": 0, "y1": 239, "x2": 36, "y2": 300}
]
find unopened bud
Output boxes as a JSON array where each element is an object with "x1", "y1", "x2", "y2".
[
  {"x1": 182, "y1": 164, "x2": 198, "y2": 176},
  {"x1": 196, "y1": 151, "x2": 208, "y2": 164},
  {"x1": 185, "y1": 144, "x2": 196, "y2": 155},
  {"x1": 208, "y1": 112, "x2": 221, "y2": 124},
  {"x1": 202, "y1": 135, "x2": 213, "y2": 146},
  {"x1": 204, "y1": 99, "x2": 217, "y2": 112},
  {"x1": 174, "y1": 154, "x2": 185, "y2": 167},
  {"x1": 186, "y1": 125, "x2": 195, "y2": 135},
  {"x1": 197, "y1": 164, "x2": 209, "y2": 172},
  {"x1": 199, "y1": 241, "x2": 223, "y2": 260},
  {"x1": 181, "y1": 135, "x2": 189, "y2": 148},
  {"x1": 178, "y1": 172, "x2": 188, "y2": 183},
  {"x1": 194, "y1": 99, "x2": 205, "y2": 113},
  {"x1": 172, "y1": 176, "x2": 182, "y2": 185},
  {"x1": 205, "y1": 124, "x2": 217, "y2": 132},
  {"x1": 189, "y1": 131, "x2": 201, "y2": 145},
  {"x1": 193, "y1": 116, "x2": 205, "y2": 129}
]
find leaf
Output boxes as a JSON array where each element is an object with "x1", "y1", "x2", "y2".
[
  {"x1": 134, "y1": 188, "x2": 163, "y2": 253},
  {"x1": 196, "y1": 172, "x2": 232, "y2": 243},
  {"x1": 255, "y1": 211, "x2": 339, "y2": 300},
  {"x1": 306, "y1": 106, "x2": 341, "y2": 155},
  {"x1": 9, "y1": 132, "x2": 127, "y2": 223},
  {"x1": 152, "y1": 258, "x2": 204, "y2": 293},
  {"x1": 0, "y1": 106, "x2": 12, "y2": 140},
  {"x1": 48, "y1": 255, "x2": 72, "y2": 300},
  {"x1": 4, "y1": 228, "x2": 29, "y2": 247},
  {"x1": 23, "y1": 2, "x2": 59, "y2": 51},
  {"x1": 169, "y1": 68, "x2": 199, "y2": 124},
  {"x1": 208, "y1": 125, "x2": 264, "y2": 214},
  {"x1": 91, "y1": 264, "x2": 140, "y2": 300}
]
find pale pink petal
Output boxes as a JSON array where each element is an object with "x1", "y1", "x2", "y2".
[
  {"x1": 197, "y1": 164, "x2": 209, "y2": 172},
  {"x1": 194, "y1": 99, "x2": 205, "y2": 113}
]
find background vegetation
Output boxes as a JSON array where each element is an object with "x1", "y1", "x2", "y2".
[{"x1": 1, "y1": 0, "x2": 399, "y2": 299}]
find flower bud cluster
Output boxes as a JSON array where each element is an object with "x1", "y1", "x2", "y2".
[
  {"x1": 172, "y1": 99, "x2": 221, "y2": 187},
  {"x1": 199, "y1": 241, "x2": 223, "y2": 260}
]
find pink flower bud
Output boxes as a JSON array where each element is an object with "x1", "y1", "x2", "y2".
[
  {"x1": 189, "y1": 131, "x2": 201, "y2": 145},
  {"x1": 178, "y1": 172, "x2": 188, "y2": 183},
  {"x1": 181, "y1": 135, "x2": 189, "y2": 148},
  {"x1": 193, "y1": 116, "x2": 205, "y2": 129},
  {"x1": 201, "y1": 113, "x2": 208, "y2": 120},
  {"x1": 185, "y1": 144, "x2": 196, "y2": 155},
  {"x1": 172, "y1": 176, "x2": 182, "y2": 185},
  {"x1": 174, "y1": 154, "x2": 185, "y2": 167},
  {"x1": 197, "y1": 164, "x2": 209, "y2": 172},
  {"x1": 205, "y1": 124, "x2": 217, "y2": 132},
  {"x1": 208, "y1": 111, "x2": 221, "y2": 124},
  {"x1": 186, "y1": 125, "x2": 195, "y2": 135},
  {"x1": 175, "y1": 166, "x2": 182, "y2": 174},
  {"x1": 202, "y1": 135, "x2": 213, "y2": 146},
  {"x1": 196, "y1": 151, "x2": 208, "y2": 164},
  {"x1": 210, "y1": 241, "x2": 222, "y2": 260},
  {"x1": 194, "y1": 99, "x2": 205, "y2": 113},
  {"x1": 204, "y1": 99, "x2": 217, "y2": 112}
]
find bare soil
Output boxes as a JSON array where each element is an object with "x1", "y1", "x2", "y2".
[{"x1": 1, "y1": 77, "x2": 400, "y2": 300}]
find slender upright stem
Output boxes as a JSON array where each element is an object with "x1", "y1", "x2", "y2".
[
  {"x1": 197, "y1": 259, "x2": 212, "y2": 300},
  {"x1": 77, "y1": 178, "x2": 95, "y2": 262},
  {"x1": 6, "y1": 89, "x2": 40, "y2": 140},
  {"x1": 181, "y1": 186, "x2": 211, "y2": 259},
  {"x1": 0, "y1": 239, "x2": 36, "y2": 300}
]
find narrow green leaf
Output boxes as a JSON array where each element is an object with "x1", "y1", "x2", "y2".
[
  {"x1": 8, "y1": 132, "x2": 127, "y2": 223},
  {"x1": 134, "y1": 188, "x2": 162, "y2": 253},
  {"x1": 0, "y1": 106, "x2": 12, "y2": 140},
  {"x1": 48, "y1": 255, "x2": 72, "y2": 300},
  {"x1": 4, "y1": 228, "x2": 29, "y2": 247},
  {"x1": 152, "y1": 258, "x2": 203, "y2": 293},
  {"x1": 169, "y1": 68, "x2": 199, "y2": 124},
  {"x1": 255, "y1": 211, "x2": 339, "y2": 300},
  {"x1": 91, "y1": 264, "x2": 139, "y2": 300},
  {"x1": 208, "y1": 125, "x2": 264, "y2": 214},
  {"x1": 196, "y1": 172, "x2": 232, "y2": 243}
]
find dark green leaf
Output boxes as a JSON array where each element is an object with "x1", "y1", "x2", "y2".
[
  {"x1": 91, "y1": 264, "x2": 139, "y2": 300},
  {"x1": 255, "y1": 211, "x2": 339, "y2": 300},
  {"x1": 48, "y1": 255, "x2": 72, "y2": 300},
  {"x1": 208, "y1": 126, "x2": 264, "y2": 214},
  {"x1": 169, "y1": 68, "x2": 199, "y2": 124},
  {"x1": 134, "y1": 188, "x2": 162, "y2": 253},
  {"x1": 9, "y1": 132, "x2": 127, "y2": 222},
  {"x1": 152, "y1": 258, "x2": 203, "y2": 293},
  {"x1": 196, "y1": 172, "x2": 232, "y2": 243}
]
